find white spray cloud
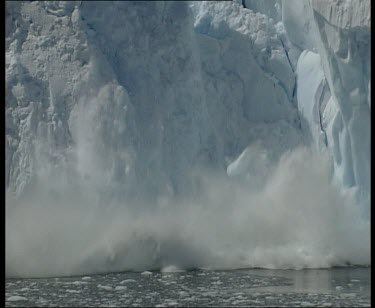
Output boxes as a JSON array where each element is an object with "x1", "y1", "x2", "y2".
[{"x1": 6, "y1": 146, "x2": 370, "y2": 278}]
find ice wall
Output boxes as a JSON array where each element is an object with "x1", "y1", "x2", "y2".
[
  {"x1": 6, "y1": 1, "x2": 302, "y2": 201},
  {"x1": 6, "y1": 1, "x2": 204, "y2": 201},
  {"x1": 285, "y1": 0, "x2": 371, "y2": 214},
  {"x1": 312, "y1": 0, "x2": 371, "y2": 214}
]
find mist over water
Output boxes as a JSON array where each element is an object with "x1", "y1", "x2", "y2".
[{"x1": 6, "y1": 146, "x2": 370, "y2": 278}]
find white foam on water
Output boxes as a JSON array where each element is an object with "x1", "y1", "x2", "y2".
[{"x1": 161, "y1": 265, "x2": 186, "y2": 273}]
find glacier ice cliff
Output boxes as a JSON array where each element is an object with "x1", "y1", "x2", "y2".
[
  {"x1": 5, "y1": 1, "x2": 370, "y2": 277},
  {"x1": 6, "y1": 1, "x2": 301, "y2": 200}
]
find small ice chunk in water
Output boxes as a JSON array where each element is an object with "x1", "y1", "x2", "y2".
[
  {"x1": 7, "y1": 296, "x2": 28, "y2": 301},
  {"x1": 66, "y1": 289, "x2": 81, "y2": 293},
  {"x1": 212, "y1": 281, "x2": 223, "y2": 285},
  {"x1": 178, "y1": 291, "x2": 188, "y2": 297},
  {"x1": 341, "y1": 293, "x2": 356, "y2": 298},
  {"x1": 115, "y1": 286, "x2": 127, "y2": 291},
  {"x1": 72, "y1": 281, "x2": 88, "y2": 285},
  {"x1": 82, "y1": 276, "x2": 91, "y2": 280},
  {"x1": 161, "y1": 301, "x2": 178, "y2": 306},
  {"x1": 266, "y1": 296, "x2": 276, "y2": 300},
  {"x1": 120, "y1": 279, "x2": 136, "y2": 284},
  {"x1": 141, "y1": 271, "x2": 153, "y2": 276},
  {"x1": 97, "y1": 284, "x2": 113, "y2": 291}
]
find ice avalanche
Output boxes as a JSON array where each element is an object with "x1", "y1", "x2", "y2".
[{"x1": 5, "y1": 1, "x2": 370, "y2": 278}]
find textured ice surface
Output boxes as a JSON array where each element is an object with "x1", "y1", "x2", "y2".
[
  {"x1": 6, "y1": 0, "x2": 369, "y2": 205},
  {"x1": 296, "y1": 50, "x2": 330, "y2": 151},
  {"x1": 6, "y1": 1, "x2": 300, "y2": 199},
  {"x1": 311, "y1": 0, "x2": 370, "y2": 214},
  {"x1": 285, "y1": 0, "x2": 370, "y2": 215}
]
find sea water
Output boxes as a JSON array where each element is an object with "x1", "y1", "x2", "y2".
[{"x1": 5, "y1": 267, "x2": 370, "y2": 307}]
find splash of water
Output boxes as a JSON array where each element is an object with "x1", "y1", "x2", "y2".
[{"x1": 5, "y1": 146, "x2": 370, "y2": 278}]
